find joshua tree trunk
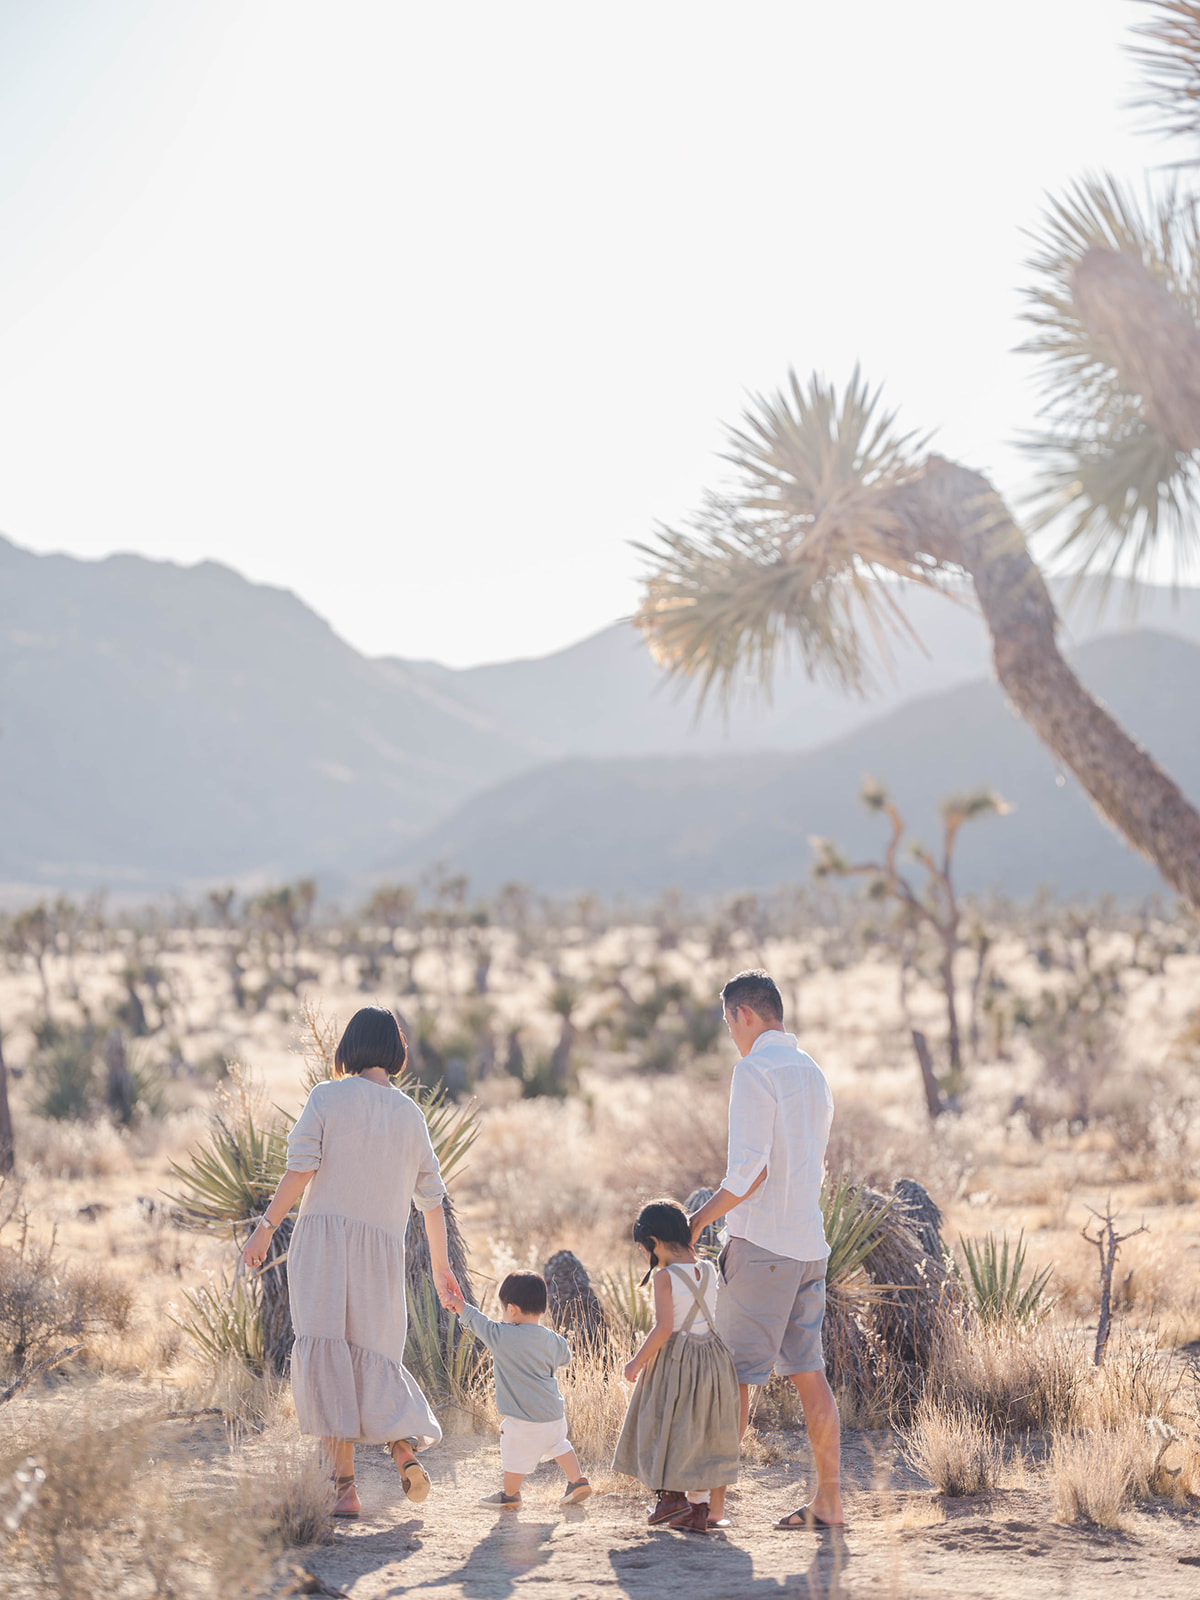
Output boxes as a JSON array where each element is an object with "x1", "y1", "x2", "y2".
[
  {"x1": 888, "y1": 460, "x2": 1200, "y2": 909},
  {"x1": 0, "y1": 1029, "x2": 14, "y2": 1176}
]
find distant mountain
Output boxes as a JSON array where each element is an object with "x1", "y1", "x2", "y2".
[
  {"x1": 393, "y1": 580, "x2": 1200, "y2": 760},
  {"x1": 0, "y1": 536, "x2": 540, "y2": 893},
  {"x1": 3, "y1": 529, "x2": 1198, "y2": 900},
  {"x1": 389, "y1": 631, "x2": 1200, "y2": 899}
]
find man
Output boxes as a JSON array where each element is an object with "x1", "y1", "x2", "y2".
[{"x1": 689, "y1": 968, "x2": 843, "y2": 1529}]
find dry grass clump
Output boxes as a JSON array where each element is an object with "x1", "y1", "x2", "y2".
[
  {"x1": 557, "y1": 1333, "x2": 638, "y2": 1479},
  {"x1": 0, "y1": 1418, "x2": 269, "y2": 1600},
  {"x1": 235, "y1": 1437, "x2": 335, "y2": 1549},
  {"x1": 1049, "y1": 1423, "x2": 1155, "y2": 1529},
  {"x1": 900, "y1": 1398, "x2": 1000, "y2": 1497},
  {"x1": 932, "y1": 1316, "x2": 1082, "y2": 1434}
]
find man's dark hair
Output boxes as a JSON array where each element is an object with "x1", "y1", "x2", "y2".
[
  {"x1": 334, "y1": 1005, "x2": 408, "y2": 1077},
  {"x1": 721, "y1": 969, "x2": 784, "y2": 1024},
  {"x1": 498, "y1": 1271, "x2": 548, "y2": 1315}
]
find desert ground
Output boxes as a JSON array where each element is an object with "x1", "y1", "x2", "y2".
[{"x1": 1, "y1": 888, "x2": 1198, "y2": 1598}]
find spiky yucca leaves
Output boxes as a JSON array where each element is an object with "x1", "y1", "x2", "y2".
[
  {"x1": 1022, "y1": 174, "x2": 1200, "y2": 584},
  {"x1": 1130, "y1": 1, "x2": 1200, "y2": 147},
  {"x1": 958, "y1": 1231, "x2": 1053, "y2": 1327},
  {"x1": 635, "y1": 369, "x2": 944, "y2": 703}
]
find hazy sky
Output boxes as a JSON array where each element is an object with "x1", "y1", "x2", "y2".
[{"x1": 0, "y1": 1, "x2": 1179, "y2": 665}]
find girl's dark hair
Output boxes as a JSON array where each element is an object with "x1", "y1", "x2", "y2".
[
  {"x1": 334, "y1": 1006, "x2": 407, "y2": 1078},
  {"x1": 499, "y1": 1272, "x2": 548, "y2": 1315},
  {"x1": 632, "y1": 1197, "x2": 692, "y2": 1285}
]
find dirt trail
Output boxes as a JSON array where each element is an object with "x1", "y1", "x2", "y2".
[{"x1": 288, "y1": 1433, "x2": 1200, "y2": 1600}]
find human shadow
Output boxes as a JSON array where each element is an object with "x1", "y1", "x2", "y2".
[
  {"x1": 610, "y1": 1526, "x2": 851, "y2": 1600},
  {"x1": 412, "y1": 1514, "x2": 559, "y2": 1598}
]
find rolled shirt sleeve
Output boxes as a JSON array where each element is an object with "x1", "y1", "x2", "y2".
[
  {"x1": 721, "y1": 1059, "x2": 776, "y2": 1197},
  {"x1": 411, "y1": 1115, "x2": 449, "y2": 1213},
  {"x1": 286, "y1": 1086, "x2": 326, "y2": 1173}
]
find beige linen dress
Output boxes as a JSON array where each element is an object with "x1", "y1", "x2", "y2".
[{"x1": 286, "y1": 1076, "x2": 447, "y2": 1447}]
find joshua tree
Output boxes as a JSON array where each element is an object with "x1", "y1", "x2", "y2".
[
  {"x1": 813, "y1": 781, "x2": 1007, "y2": 1097},
  {"x1": 635, "y1": 6, "x2": 1200, "y2": 910}
]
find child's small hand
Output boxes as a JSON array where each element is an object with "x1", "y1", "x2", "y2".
[
  {"x1": 446, "y1": 1287, "x2": 466, "y2": 1315},
  {"x1": 623, "y1": 1359, "x2": 640, "y2": 1384}
]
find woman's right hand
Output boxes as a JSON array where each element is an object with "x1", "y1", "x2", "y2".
[{"x1": 242, "y1": 1222, "x2": 271, "y2": 1272}]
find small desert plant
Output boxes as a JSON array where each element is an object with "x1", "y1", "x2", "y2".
[
  {"x1": 558, "y1": 1329, "x2": 639, "y2": 1476},
  {"x1": 406, "y1": 1278, "x2": 482, "y2": 1412},
  {"x1": 28, "y1": 1024, "x2": 98, "y2": 1121},
  {"x1": 957, "y1": 1230, "x2": 1052, "y2": 1325},
  {"x1": 177, "y1": 1271, "x2": 268, "y2": 1375},
  {"x1": 1050, "y1": 1425, "x2": 1153, "y2": 1529},
  {"x1": 597, "y1": 1261, "x2": 655, "y2": 1334},
  {"x1": 0, "y1": 1233, "x2": 132, "y2": 1375},
  {"x1": 238, "y1": 1440, "x2": 335, "y2": 1548},
  {"x1": 932, "y1": 1316, "x2": 1082, "y2": 1434},
  {"x1": 901, "y1": 1398, "x2": 1000, "y2": 1497}
]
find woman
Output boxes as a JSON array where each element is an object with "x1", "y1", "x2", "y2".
[{"x1": 242, "y1": 1005, "x2": 461, "y2": 1517}]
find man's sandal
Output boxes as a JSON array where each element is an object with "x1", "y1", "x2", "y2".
[
  {"x1": 774, "y1": 1506, "x2": 845, "y2": 1530},
  {"x1": 388, "y1": 1440, "x2": 431, "y2": 1503},
  {"x1": 331, "y1": 1475, "x2": 359, "y2": 1518}
]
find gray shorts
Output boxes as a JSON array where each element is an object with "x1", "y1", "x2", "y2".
[{"x1": 714, "y1": 1236, "x2": 827, "y2": 1385}]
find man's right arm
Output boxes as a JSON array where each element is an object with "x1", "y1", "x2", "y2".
[{"x1": 689, "y1": 1061, "x2": 774, "y2": 1243}]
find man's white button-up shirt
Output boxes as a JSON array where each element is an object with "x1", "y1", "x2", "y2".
[{"x1": 721, "y1": 1029, "x2": 834, "y2": 1263}]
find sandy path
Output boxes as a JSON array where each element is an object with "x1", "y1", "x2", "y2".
[{"x1": 288, "y1": 1433, "x2": 1200, "y2": 1600}]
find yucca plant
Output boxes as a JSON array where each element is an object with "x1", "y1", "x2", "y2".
[
  {"x1": 822, "y1": 1175, "x2": 893, "y2": 1292},
  {"x1": 177, "y1": 1271, "x2": 267, "y2": 1374},
  {"x1": 404, "y1": 1278, "x2": 481, "y2": 1412},
  {"x1": 957, "y1": 1231, "x2": 1053, "y2": 1327},
  {"x1": 596, "y1": 1262, "x2": 656, "y2": 1335}
]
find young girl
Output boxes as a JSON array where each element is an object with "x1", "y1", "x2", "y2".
[{"x1": 612, "y1": 1198, "x2": 740, "y2": 1534}]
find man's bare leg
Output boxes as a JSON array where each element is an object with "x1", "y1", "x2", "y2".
[{"x1": 781, "y1": 1370, "x2": 843, "y2": 1525}]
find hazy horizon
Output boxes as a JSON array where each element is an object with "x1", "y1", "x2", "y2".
[{"x1": 0, "y1": 1, "x2": 1188, "y2": 666}]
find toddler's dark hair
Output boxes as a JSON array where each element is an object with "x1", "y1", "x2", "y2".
[
  {"x1": 632, "y1": 1197, "x2": 692, "y2": 1285},
  {"x1": 499, "y1": 1271, "x2": 548, "y2": 1315}
]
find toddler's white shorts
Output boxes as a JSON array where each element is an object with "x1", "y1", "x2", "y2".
[{"x1": 498, "y1": 1415, "x2": 573, "y2": 1475}]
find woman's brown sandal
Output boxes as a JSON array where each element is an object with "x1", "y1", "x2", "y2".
[
  {"x1": 331, "y1": 1474, "x2": 359, "y2": 1518},
  {"x1": 388, "y1": 1440, "x2": 431, "y2": 1503}
]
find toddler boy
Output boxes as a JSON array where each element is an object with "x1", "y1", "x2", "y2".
[{"x1": 448, "y1": 1271, "x2": 592, "y2": 1507}]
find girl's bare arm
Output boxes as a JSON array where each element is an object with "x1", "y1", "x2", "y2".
[{"x1": 623, "y1": 1269, "x2": 675, "y2": 1381}]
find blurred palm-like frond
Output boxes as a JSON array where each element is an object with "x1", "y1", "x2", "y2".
[
  {"x1": 634, "y1": 369, "x2": 943, "y2": 705},
  {"x1": 176, "y1": 1271, "x2": 268, "y2": 1372},
  {"x1": 1130, "y1": 1, "x2": 1200, "y2": 148},
  {"x1": 821, "y1": 1174, "x2": 893, "y2": 1291},
  {"x1": 596, "y1": 1262, "x2": 655, "y2": 1334},
  {"x1": 1021, "y1": 173, "x2": 1200, "y2": 585}
]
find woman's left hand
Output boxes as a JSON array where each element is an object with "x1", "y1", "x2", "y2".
[
  {"x1": 242, "y1": 1222, "x2": 271, "y2": 1272},
  {"x1": 623, "y1": 1360, "x2": 640, "y2": 1384},
  {"x1": 433, "y1": 1265, "x2": 463, "y2": 1309}
]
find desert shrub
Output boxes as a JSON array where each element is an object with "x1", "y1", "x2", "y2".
[
  {"x1": 558, "y1": 1329, "x2": 638, "y2": 1477},
  {"x1": 901, "y1": 1398, "x2": 1000, "y2": 1497},
  {"x1": 957, "y1": 1231, "x2": 1052, "y2": 1326},
  {"x1": 597, "y1": 1261, "x2": 654, "y2": 1334},
  {"x1": 932, "y1": 1317, "x2": 1082, "y2": 1435},
  {"x1": 0, "y1": 1239, "x2": 132, "y2": 1374},
  {"x1": 1050, "y1": 1424, "x2": 1155, "y2": 1529},
  {"x1": 237, "y1": 1440, "x2": 334, "y2": 1548},
  {"x1": 28, "y1": 1023, "x2": 98, "y2": 1121},
  {"x1": 177, "y1": 1271, "x2": 267, "y2": 1375},
  {"x1": 0, "y1": 1420, "x2": 270, "y2": 1600},
  {"x1": 14, "y1": 1115, "x2": 130, "y2": 1179}
]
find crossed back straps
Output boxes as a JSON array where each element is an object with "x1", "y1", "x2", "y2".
[{"x1": 667, "y1": 1262, "x2": 716, "y2": 1334}]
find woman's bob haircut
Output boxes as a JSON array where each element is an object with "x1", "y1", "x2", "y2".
[{"x1": 333, "y1": 1005, "x2": 408, "y2": 1078}]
